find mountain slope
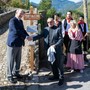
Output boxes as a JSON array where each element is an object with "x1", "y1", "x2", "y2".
[{"x1": 52, "y1": 0, "x2": 82, "y2": 14}]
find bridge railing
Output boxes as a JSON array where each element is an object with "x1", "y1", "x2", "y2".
[{"x1": 0, "y1": 10, "x2": 16, "y2": 27}]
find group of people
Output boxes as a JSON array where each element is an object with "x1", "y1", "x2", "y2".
[
  {"x1": 6, "y1": 9, "x2": 89, "y2": 86},
  {"x1": 62, "y1": 11, "x2": 88, "y2": 73}
]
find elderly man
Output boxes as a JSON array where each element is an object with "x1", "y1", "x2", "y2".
[
  {"x1": 30, "y1": 18, "x2": 64, "y2": 86},
  {"x1": 7, "y1": 9, "x2": 30, "y2": 83}
]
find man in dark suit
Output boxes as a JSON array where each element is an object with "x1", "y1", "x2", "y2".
[
  {"x1": 7, "y1": 9, "x2": 30, "y2": 83},
  {"x1": 30, "y1": 18, "x2": 64, "y2": 86}
]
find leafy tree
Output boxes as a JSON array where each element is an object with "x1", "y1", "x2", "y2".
[
  {"x1": 61, "y1": 15, "x2": 65, "y2": 19},
  {"x1": 57, "y1": 12, "x2": 62, "y2": 17},
  {"x1": 8, "y1": 0, "x2": 30, "y2": 9},
  {"x1": 46, "y1": 7, "x2": 56, "y2": 18},
  {"x1": 0, "y1": 0, "x2": 11, "y2": 13},
  {"x1": 38, "y1": 0, "x2": 57, "y2": 18},
  {"x1": 38, "y1": 0, "x2": 51, "y2": 11},
  {"x1": 70, "y1": 10, "x2": 83, "y2": 21},
  {"x1": 0, "y1": 0, "x2": 10, "y2": 4}
]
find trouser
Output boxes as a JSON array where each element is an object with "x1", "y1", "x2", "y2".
[
  {"x1": 82, "y1": 37, "x2": 88, "y2": 52},
  {"x1": 64, "y1": 34, "x2": 70, "y2": 54},
  {"x1": 82, "y1": 37, "x2": 88, "y2": 61},
  {"x1": 7, "y1": 46, "x2": 22, "y2": 78},
  {"x1": 64, "y1": 34, "x2": 70, "y2": 64},
  {"x1": 51, "y1": 53, "x2": 64, "y2": 79}
]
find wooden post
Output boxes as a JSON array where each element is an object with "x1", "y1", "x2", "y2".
[
  {"x1": 83, "y1": 0, "x2": 88, "y2": 24},
  {"x1": 24, "y1": 6, "x2": 40, "y2": 72},
  {"x1": 29, "y1": 45, "x2": 34, "y2": 71},
  {"x1": 83, "y1": 0, "x2": 88, "y2": 51},
  {"x1": 38, "y1": 10, "x2": 50, "y2": 68},
  {"x1": 29, "y1": 6, "x2": 34, "y2": 71},
  {"x1": 30, "y1": 6, "x2": 34, "y2": 25}
]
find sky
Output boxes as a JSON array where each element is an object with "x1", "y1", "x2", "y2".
[{"x1": 30, "y1": 0, "x2": 82, "y2": 4}]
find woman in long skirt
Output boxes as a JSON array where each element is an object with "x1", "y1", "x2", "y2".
[{"x1": 66, "y1": 20, "x2": 84, "y2": 73}]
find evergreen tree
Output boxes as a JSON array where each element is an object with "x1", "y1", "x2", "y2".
[{"x1": 38, "y1": 0, "x2": 51, "y2": 11}]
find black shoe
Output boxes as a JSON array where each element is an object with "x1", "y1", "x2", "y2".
[
  {"x1": 58, "y1": 78, "x2": 64, "y2": 86},
  {"x1": 49, "y1": 76, "x2": 59, "y2": 81},
  {"x1": 8, "y1": 77, "x2": 17, "y2": 83},
  {"x1": 85, "y1": 58, "x2": 88, "y2": 63},
  {"x1": 14, "y1": 74, "x2": 23, "y2": 79}
]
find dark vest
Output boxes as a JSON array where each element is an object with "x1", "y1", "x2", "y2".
[
  {"x1": 57, "y1": 21, "x2": 62, "y2": 28},
  {"x1": 78, "y1": 23, "x2": 86, "y2": 34},
  {"x1": 64, "y1": 19, "x2": 73, "y2": 30},
  {"x1": 64, "y1": 19, "x2": 67, "y2": 30}
]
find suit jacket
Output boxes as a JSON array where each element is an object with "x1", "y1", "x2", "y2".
[
  {"x1": 33, "y1": 25, "x2": 63, "y2": 54},
  {"x1": 7, "y1": 17, "x2": 29, "y2": 47}
]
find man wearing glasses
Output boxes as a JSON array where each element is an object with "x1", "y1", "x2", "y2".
[{"x1": 29, "y1": 18, "x2": 64, "y2": 86}]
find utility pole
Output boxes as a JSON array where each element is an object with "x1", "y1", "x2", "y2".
[
  {"x1": 83, "y1": 0, "x2": 88, "y2": 24},
  {"x1": 83, "y1": 0, "x2": 89, "y2": 54}
]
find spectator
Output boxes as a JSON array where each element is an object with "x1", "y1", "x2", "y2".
[
  {"x1": 30, "y1": 18, "x2": 64, "y2": 86},
  {"x1": 66, "y1": 20, "x2": 84, "y2": 73},
  {"x1": 62, "y1": 11, "x2": 73, "y2": 64},
  {"x1": 78, "y1": 15, "x2": 89, "y2": 62},
  {"x1": 54, "y1": 13, "x2": 62, "y2": 28},
  {"x1": 6, "y1": 9, "x2": 30, "y2": 83}
]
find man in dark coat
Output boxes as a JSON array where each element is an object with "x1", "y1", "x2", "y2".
[
  {"x1": 30, "y1": 18, "x2": 64, "y2": 86},
  {"x1": 7, "y1": 9, "x2": 30, "y2": 83}
]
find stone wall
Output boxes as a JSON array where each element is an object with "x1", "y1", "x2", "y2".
[{"x1": 0, "y1": 10, "x2": 16, "y2": 27}]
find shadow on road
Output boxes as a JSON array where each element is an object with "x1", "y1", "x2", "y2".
[
  {"x1": 38, "y1": 67, "x2": 90, "y2": 90},
  {"x1": 0, "y1": 67, "x2": 90, "y2": 90}
]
